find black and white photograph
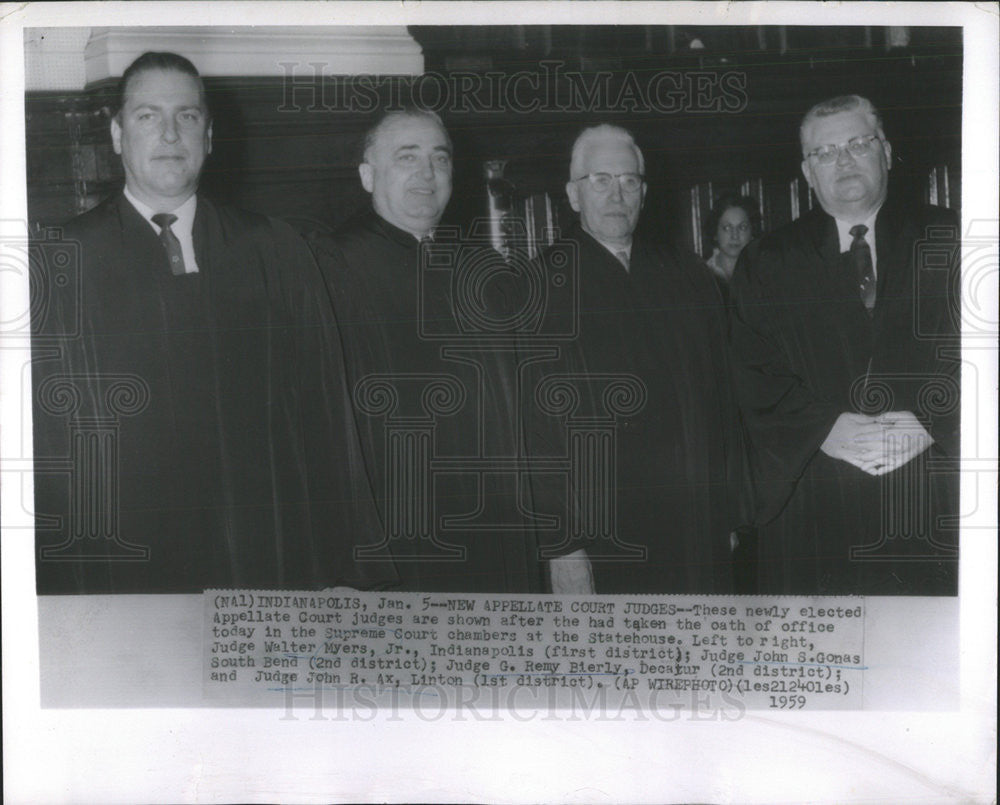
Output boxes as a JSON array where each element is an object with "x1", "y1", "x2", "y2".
[
  {"x1": 2, "y1": 2, "x2": 996, "y2": 803},
  {"x1": 23, "y1": 21, "x2": 966, "y2": 598}
]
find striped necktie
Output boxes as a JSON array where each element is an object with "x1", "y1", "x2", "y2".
[
  {"x1": 849, "y1": 224, "x2": 875, "y2": 314},
  {"x1": 151, "y1": 213, "x2": 186, "y2": 276}
]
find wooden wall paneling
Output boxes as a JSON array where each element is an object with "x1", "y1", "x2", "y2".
[
  {"x1": 24, "y1": 27, "x2": 962, "y2": 238},
  {"x1": 26, "y1": 92, "x2": 120, "y2": 227}
]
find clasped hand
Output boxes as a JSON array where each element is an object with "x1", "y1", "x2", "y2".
[{"x1": 820, "y1": 411, "x2": 933, "y2": 476}]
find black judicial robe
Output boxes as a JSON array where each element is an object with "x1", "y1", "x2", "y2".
[
  {"x1": 522, "y1": 227, "x2": 743, "y2": 594},
  {"x1": 31, "y1": 193, "x2": 393, "y2": 594},
  {"x1": 310, "y1": 209, "x2": 542, "y2": 593},
  {"x1": 729, "y1": 201, "x2": 959, "y2": 595}
]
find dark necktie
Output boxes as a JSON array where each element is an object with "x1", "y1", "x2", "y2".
[
  {"x1": 849, "y1": 224, "x2": 875, "y2": 314},
  {"x1": 614, "y1": 249, "x2": 630, "y2": 271},
  {"x1": 151, "y1": 213, "x2": 186, "y2": 275}
]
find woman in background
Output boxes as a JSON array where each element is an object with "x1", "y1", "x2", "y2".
[
  {"x1": 704, "y1": 194, "x2": 758, "y2": 287},
  {"x1": 704, "y1": 193, "x2": 761, "y2": 592}
]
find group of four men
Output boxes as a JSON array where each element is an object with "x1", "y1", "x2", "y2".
[{"x1": 32, "y1": 51, "x2": 959, "y2": 596}]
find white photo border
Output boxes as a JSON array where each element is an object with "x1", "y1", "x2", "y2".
[{"x1": 2, "y1": 2, "x2": 996, "y2": 803}]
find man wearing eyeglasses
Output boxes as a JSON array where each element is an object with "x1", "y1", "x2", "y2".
[
  {"x1": 730, "y1": 95, "x2": 959, "y2": 595},
  {"x1": 524, "y1": 124, "x2": 744, "y2": 594}
]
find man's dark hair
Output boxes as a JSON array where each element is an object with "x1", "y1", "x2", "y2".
[
  {"x1": 703, "y1": 193, "x2": 760, "y2": 253},
  {"x1": 113, "y1": 51, "x2": 209, "y2": 119},
  {"x1": 360, "y1": 108, "x2": 451, "y2": 164}
]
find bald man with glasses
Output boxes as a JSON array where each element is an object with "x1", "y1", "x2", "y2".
[
  {"x1": 522, "y1": 124, "x2": 746, "y2": 595},
  {"x1": 730, "y1": 94, "x2": 960, "y2": 595}
]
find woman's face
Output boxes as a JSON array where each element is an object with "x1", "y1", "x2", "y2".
[{"x1": 716, "y1": 206, "x2": 752, "y2": 259}]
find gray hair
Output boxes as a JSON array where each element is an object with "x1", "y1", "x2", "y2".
[
  {"x1": 569, "y1": 124, "x2": 645, "y2": 180},
  {"x1": 799, "y1": 95, "x2": 885, "y2": 154},
  {"x1": 361, "y1": 108, "x2": 452, "y2": 163}
]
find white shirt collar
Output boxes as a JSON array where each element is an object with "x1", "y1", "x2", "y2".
[
  {"x1": 834, "y1": 211, "x2": 877, "y2": 252},
  {"x1": 123, "y1": 188, "x2": 200, "y2": 274}
]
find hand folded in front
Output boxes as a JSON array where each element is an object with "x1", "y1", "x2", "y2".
[{"x1": 820, "y1": 410, "x2": 933, "y2": 476}]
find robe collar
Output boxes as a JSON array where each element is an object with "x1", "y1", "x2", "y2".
[
  {"x1": 803, "y1": 196, "x2": 905, "y2": 263},
  {"x1": 800, "y1": 194, "x2": 909, "y2": 328},
  {"x1": 356, "y1": 207, "x2": 431, "y2": 250},
  {"x1": 572, "y1": 223, "x2": 642, "y2": 274}
]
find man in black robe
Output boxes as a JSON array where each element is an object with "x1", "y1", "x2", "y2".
[
  {"x1": 310, "y1": 110, "x2": 541, "y2": 593},
  {"x1": 522, "y1": 124, "x2": 744, "y2": 594},
  {"x1": 32, "y1": 52, "x2": 391, "y2": 593},
  {"x1": 730, "y1": 95, "x2": 959, "y2": 595}
]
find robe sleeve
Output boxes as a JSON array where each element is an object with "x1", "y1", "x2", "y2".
[
  {"x1": 272, "y1": 221, "x2": 397, "y2": 589},
  {"x1": 695, "y1": 255, "x2": 757, "y2": 535},
  {"x1": 729, "y1": 242, "x2": 842, "y2": 524},
  {"x1": 917, "y1": 207, "x2": 961, "y2": 458},
  {"x1": 514, "y1": 248, "x2": 588, "y2": 564}
]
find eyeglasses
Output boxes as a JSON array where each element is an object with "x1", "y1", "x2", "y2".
[
  {"x1": 805, "y1": 134, "x2": 883, "y2": 166},
  {"x1": 572, "y1": 172, "x2": 645, "y2": 193}
]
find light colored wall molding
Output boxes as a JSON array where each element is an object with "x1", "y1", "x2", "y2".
[
  {"x1": 86, "y1": 27, "x2": 425, "y2": 85},
  {"x1": 24, "y1": 26, "x2": 425, "y2": 91},
  {"x1": 24, "y1": 28, "x2": 93, "y2": 91}
]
